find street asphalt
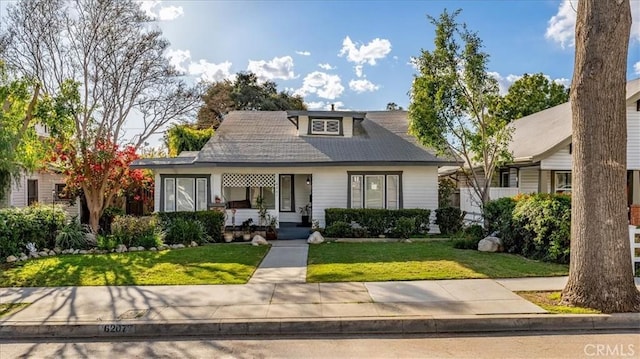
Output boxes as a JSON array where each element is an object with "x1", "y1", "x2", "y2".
[{"x1": 1, "y1": 240, "x2": 639, "y2": 339}]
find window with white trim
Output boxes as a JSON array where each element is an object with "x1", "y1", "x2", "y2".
[
  {"x1": 311, "y1": 118, "x2": 340, "y2": 135},
  {"x1": 162, "y1": 176, "x2": 209, "y2": 212},
  {"x1": 349, "y1": 173, "x2": 402, "y2": 209},
  {"x1": 554, "y1": 171, "x2": 572, "y2": 193},
  {"x1": 222, "y1": 173, "x2": 276, "y2": 209}
]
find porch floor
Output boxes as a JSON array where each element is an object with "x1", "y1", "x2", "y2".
[{"x1": 278, "y1": 222, "x2": 311, "y2": 240}]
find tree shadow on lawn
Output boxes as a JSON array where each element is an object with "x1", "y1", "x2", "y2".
[{"x1": 307, "y1": 241, "x2": 569, "y2": 279}]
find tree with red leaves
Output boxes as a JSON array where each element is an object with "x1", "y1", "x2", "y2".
[{"x1": 51, "y1": 140, "x2": 154, "y2": 231}]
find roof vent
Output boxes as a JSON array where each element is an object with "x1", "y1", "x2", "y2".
[{"x1": 331, "y1": 103, "x2": 335, "y2": 111}]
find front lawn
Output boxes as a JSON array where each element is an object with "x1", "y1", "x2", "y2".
[
  {"x1": 0, "y1": 245, "x2": 269, "y2": 287},
  {"x1": 307, "y1": 241, "x2": 568, "y2": 282}
]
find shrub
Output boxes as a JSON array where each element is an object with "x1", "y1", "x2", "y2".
[
  {"x1": 393, "y1": 217, "x2": 415, "y2": 239},
  {"x1": 111, "y1": 215, "x2": 160, "y2": 248},
  {"x1": 0, "y1": 205, "x2": 66, "y2": 259},
  {"x1": 163, "y1": 217, "x2": 210, "y2": 245},
  {"x1": 464, "y1": 224, "x2": 486, "y2": 241},
  {"x1": 96, "y1": 234, "x2": 120, "y2": 251},
  {"x1": 483, "y1": 197, "x2": 517, "y2": 239},
  {"x1": 100, "y1": 206, "x2": 125, "y2": 234},
  {"x1": 324, "y1": 221, "x2": 352, "y2": 238},
  {"x1": 55, "y1": 219, "x2": 90, "y2": 250},
  {"x1": 513, "y1": 194, "x2": 571, "y2": 263},
  {"x1": 324, "y1": 208, "x2": 431, "y2": 237},
  {"x1": 434, "y1": 207, "x2": 464, "y2": 235},
  {"x1": 156, "y1": 211, "x2": 224, "y2": 242}
]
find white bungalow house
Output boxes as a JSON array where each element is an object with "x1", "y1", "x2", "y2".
[
  {"x1": 455, "y1": 78, "x2": 640, "y2": 221},
  {"x1": 132, "y1": 110, "x2": 456, "y2": 230},
  {"x1": 1, "y1": 124, "x2": 80, "y2": 217}
]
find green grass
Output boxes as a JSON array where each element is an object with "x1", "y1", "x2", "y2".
[
  {"x1": 307, "y1": 241, "x2": 568, "y2": 282},
  {"x1": 0, "y1": 303, "x2": 30, "y2": 317},
  {"x1": 517, "y1": 291, "x2": 601, "y2": 314},
  {"x1": 0, "y1": 245, "x2": 269, "y2": 287}
]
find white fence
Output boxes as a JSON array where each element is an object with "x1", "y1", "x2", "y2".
[
  {"x1": 459, "y1": 187, "x2": 520, "y2": 217},
  {"x1": 630, "y1": 226, "x2": 640, "y2": 275}
]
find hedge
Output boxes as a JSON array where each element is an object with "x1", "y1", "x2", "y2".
[
  {"x1": 324, "y1": 208, "x2": 431, "y2": 237},
  {"x1": 156, "y1": 210, "x2": 224, "y2": 242},
  {"x1": 434, "y1": 207, "x2": 464, "y2": 235},
  {"x1": 0, "y1": 205, "x2": 66, "y2": 259},
  {"x1": 483, "y1": 193, "x2": 571, "y2": 264}
]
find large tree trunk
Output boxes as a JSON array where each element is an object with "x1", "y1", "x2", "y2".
[{"x1": 562, "y1": 0, "x2": 640, "y2": 312}]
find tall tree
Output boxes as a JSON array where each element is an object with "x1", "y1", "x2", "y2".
[
  {"x1": 561, "y1": 0, "x2": 640, "y2": 312},
  {"x1": 196, "y1": 72, "x2": 306, "y2": 129},
  {"x1": 386, "y1": 102, "x2": 404, "y2": 111},
  {"x1": 0, "y1": 61, "x2": 74, "y2": 201},
  {"x1": 164, "y1": 124, "x2": 213, "y2": 157},
  {"x1": 409, "y1": 9, "x2": 511, "y2": 209},
  {"x1": 494, "y1": 73, "x2": 570, "y2": 122},
  {"x1": 1, "y1": 0, "x2": 201, "y2": 231}
]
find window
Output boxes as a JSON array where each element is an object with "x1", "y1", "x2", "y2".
[
  {"x1": 349, "y1": 172, "x2": 402, "y2": 209},
  {"x1": 162, "y1": 175, "x2": 209, "y2": 212},
  {"x1": 555, "y1": 171, "x2": 572, "y2": 193},
  {"x1": 27, "y1": 179, "x2": 38, "y2": 206},
  {"x1": 279, "y1": 175, "x2": 294, "y2": 212},
  {"x1": 55, "y1": 183, "x2": 72, "y2": 200},
  {"x1": 500, "y1": 171, "x2": 510, "y2": 187},
  {"x1": 222, "y1": 186, "x2": 275, "y2": 209},
  {"x1": 310, "y1": 118, "x2": 340, "y2": 135}
]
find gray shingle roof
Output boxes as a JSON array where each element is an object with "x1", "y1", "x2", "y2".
[
  {"x1": 509, "y1": 78, "x2": 640, "y2": 162},
  {"x1": 194, "y1": 110, "x2": 454, "y2": 166}
]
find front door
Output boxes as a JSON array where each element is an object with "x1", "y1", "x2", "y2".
[{"x1": 27, "y1": 179, "x2": 38, "y2": 206}]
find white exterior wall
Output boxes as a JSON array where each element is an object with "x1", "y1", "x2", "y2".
[
  {"x1": 10, "y1": 175, "x2": 28, "y2": 208},
  {"x1": 628, "y1": 104, "x2": 640, "y2": 170},
  {"x1": 519, "y1": 168, "x2": 539, "y2": 194},
  {"x1": 6, "y1": 171, "x2": 79, "y2": 217},
  {"x1": 153, "y1": 165, "x2": 439, "y2": 228},
  {"x1": 541, "y1": 145, "x2": 572, "y2": 170},
  {"x1": 298, "y1": 116, "x2": 309, "y2": 136},
  {"x1": 342, "y1": 117, "x2": 353, "y2": 137}
]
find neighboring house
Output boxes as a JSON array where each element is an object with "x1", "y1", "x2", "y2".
[
  {"x1": 132, "y1": 110, "x2": 456, "y2": 227},
  {"x1": 454, "y1": 78, "x2": 640, "y2": 218},
  {"x1": 0, "y1": 124, "x2": 80, "y2": 217}
]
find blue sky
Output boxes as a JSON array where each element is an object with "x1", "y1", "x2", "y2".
[{"x1": 143, "y1": 0, "x2": 640, "y2": 111}]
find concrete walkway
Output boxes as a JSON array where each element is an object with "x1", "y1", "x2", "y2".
[{"x1": 248, "y1": 240, "x2": 309, "y2": 284}]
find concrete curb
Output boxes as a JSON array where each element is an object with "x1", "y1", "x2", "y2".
[{"x1": 1, "y1": 314, "x2": 638, "y2": 339}]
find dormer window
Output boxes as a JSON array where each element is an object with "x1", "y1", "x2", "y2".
[{"x1": 311, "y1": 118, "x2": 341, "y2": 135}]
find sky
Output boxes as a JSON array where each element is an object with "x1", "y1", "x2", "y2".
[{"x1": 1, "y1": 0, "x2": 640, "y2": 146}]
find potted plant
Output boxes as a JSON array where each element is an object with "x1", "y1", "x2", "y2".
[
  {"x1": 298, "y1": 203, "x2": 311, "y2": 226},
  {"x1": 265, "y1": 214, "x2": 278, "y2": 240},
  {"x1": 241, "y1": 218, "x2": 253, "y2": 241}
]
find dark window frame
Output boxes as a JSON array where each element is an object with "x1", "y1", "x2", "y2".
[
  {"x1": 347, "y1": 171, "x2": 403, "y2": 209},
  {"x1": 279, "y1": 174, "x2": 295, "y2": 212}
]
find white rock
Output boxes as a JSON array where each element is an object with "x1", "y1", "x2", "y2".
[
  {"x1": 79, "y1": 250, "x2": 88, "y2": 255},
  {"x1": 53, "y1": 247, "x2": 62, "y2": 255},
  {"x1": 478, "y1": 236, "x2": 503, "y2": 252},
  {"x1": 39, "y1": 251, "x2": 49, "y2": 257},
  {"x1": 251, "y1": 235, "x2": 268, "y2": 246},
  {"x1": 30, "y1": 253, "x2": 40, "y2": 259},
  {"x1": 307, "y1": 231, "x2": 325, "y2": 244},
  {"x1": 150, "y1": 247, "x2": 157, "y2": 251},
  {"x1": 137, "y1": 246, "x2": 145, "y2": 251},
  {"x1": 129, "y1": 247, "x2": 138, "y2": 252},
  {"x1": 116, "y1": 244, "x2": 127, "y2": 253},
  {"x1": 73, "y1": 249, "x2": 80, "y2": 254},
  {"x1": 19, "y1": 254, "x2": 28, "y2": 261},
  {"x1": 190, "y1": 241, "x2": 198, "y2": 247},
  {"x1": 48, "y1": 250, "x2": 56, "y2": 256},
  {"x1": 6, "y1": 255, "x2": 17, "y2": 263},
  {"x1": 175, "y1": 244, "x2": 185, "y2": 249}
]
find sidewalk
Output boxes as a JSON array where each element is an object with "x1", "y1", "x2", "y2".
[{"x1": 1, "y1": 241, "x2": 639, "y2": 339}]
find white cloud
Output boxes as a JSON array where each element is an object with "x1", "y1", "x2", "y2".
[
  {"x1": 634, "y1": 61, "x2": 640, "y2": 75},
  {"x1": 247, "y1": 56, "x2": 296, "y2": 81},
  {"x1": 318, "y1": 63, "x2": 335, "y2": 70},
  {"x1": 165, "y1": 49, "x2": 191, "y2": 72},
  {"x1": 553, "y1": 77, "x2": 572, "y2": 88},
  {"x1": 188, "y1": 60, "x2": 234, "y2": 83},
  {"x1": 306, "y1": 101, "x2": 347, "y2": 110},
  {"x1": 295, "y1": 71, "x2": 344, "y2": 100},
  {"x1": 349, "y1": 79, "x2": 379, "y2": 93},
  {"x1": 339, "y1": 36, "x2": 392, "y2": 77},
  {"x1": 546, "y1": 0, "x2": 640, "y2": 47},
  {"x1": 139, "y1": 1, "x2": 184, "y2": 21},
  {"x1": 295, "y1": 50, "x2": 311, "y2": 56}
]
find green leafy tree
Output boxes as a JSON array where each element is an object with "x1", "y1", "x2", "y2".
[
  {"x1": 493, "y1": 73, "x2": 569, "y2": 122},
  {"x1": 2, "y1": 0, "x2": 201, "y2": 231},
  {"x1": 0, "y1": 62, "x2": 74, "y2": 201},
  {"x1": 165, "y1": 124, "x2": 214, "y2": 157},
  {"x1": 196, "y1": 72, "x2": 306, "y2": 129},
  {"x1": 408, "y1": 9, "x2": 511, "y2": 209},
  {"x1": 386, "y1": 102, "x2": 404, "y2": 111}
]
